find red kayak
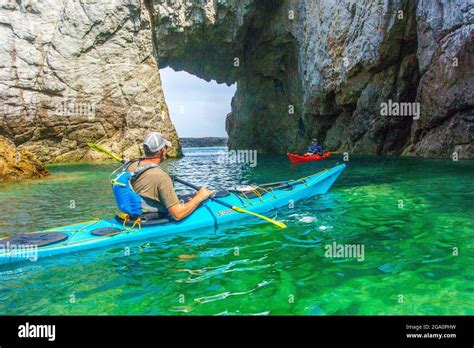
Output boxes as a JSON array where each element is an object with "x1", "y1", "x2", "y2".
[{"x1": 287, "y1": 152, "x2": 331, "y2": 163}]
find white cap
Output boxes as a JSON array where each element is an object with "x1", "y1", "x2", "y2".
[{"x1": 143, "y1": 132, "x2": 171, "y2": 154}]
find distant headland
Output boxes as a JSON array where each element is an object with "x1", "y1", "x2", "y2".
[{"x1": 180, "y1": 137, "x2": 228, "y2": 148}]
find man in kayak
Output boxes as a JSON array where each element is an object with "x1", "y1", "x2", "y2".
[
  {"x1": 307, "y1": 138, "x2": 324, "y2": 156},
  {"x1": 125, "y1": 132, "x2": 213, "y2": 221}
]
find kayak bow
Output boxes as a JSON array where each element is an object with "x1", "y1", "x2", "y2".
[{"x1": 0, "y1": 164, "x2": 346, "y2": 266}]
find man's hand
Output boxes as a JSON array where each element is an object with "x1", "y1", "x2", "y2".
[
  {"x1": 196, "y1": 187, "x2": 213, "y2": 201},
  {"x1": 168, "y1": 187, "x2": 213, "y2": 221}
]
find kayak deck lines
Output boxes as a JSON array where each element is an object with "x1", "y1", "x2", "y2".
[{"x1": 228, "y1": 167, "x2": 331, "y2": 207}]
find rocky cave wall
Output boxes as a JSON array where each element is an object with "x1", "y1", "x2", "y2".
[
  {"x1": 151, "y1": 0, "x2": 473, "y2": 158},
  {"x1": 0, "y1": 0, "x2": 181, "y2": 162},
  {"x1": 1, "y1": 0, "x2": 472, "y2": 163}
]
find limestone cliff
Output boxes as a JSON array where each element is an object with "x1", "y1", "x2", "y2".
[
  {"x1": 0, "y1": 0, "x2": 181, "y2": 162},
  {"x1": 150, "y1": 0, "x2": 473, "y2": 158},
  {"x1": 1, "y1": 0, "x2": 472, "y2": 162}
]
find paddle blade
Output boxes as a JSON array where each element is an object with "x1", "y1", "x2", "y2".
[
  {"x1": 87, "y1": 143, "x2": 122, "y2": 162},
  {"x1": 232, "y1": 206, "x2": 287, "y2": 228}
]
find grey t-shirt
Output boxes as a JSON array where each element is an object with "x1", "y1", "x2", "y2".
[{"x1": 126, "y1": 161, "x2": 179, "y2": 213}]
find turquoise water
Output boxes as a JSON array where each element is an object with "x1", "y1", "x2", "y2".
[{"x1": 0, "y1": 147, "x2": 472, "y2": 315}]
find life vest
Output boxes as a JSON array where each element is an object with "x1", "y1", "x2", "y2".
[
  {"x1": 308, "y1": 144, "x2": 323, "y2": 154},
  {"x1": 110, "y1": 160, "x2": 159, "y2": 219}
]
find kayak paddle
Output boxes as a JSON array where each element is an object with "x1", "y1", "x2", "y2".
[
  {"x1": 86, "y1": 142, "x2": 123, "y2": 162},
  {"x1": 86, "y1": 142, "x2": 287, "y2": 229}
]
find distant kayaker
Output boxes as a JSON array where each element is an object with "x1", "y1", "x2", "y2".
[
  {"x1": 307, "y1": 138, "x2": 324, "y2": 156},
  {"x1": 125, "y1": 132, "x2": 213, "y2": 221}
]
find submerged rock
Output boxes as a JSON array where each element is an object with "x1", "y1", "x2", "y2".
[{"x1": 0, "y1": 136, "x2": 49, "y2": 182}]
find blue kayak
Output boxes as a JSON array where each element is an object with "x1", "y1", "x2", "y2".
[{"x1": 0, "y1": 164, "x2": 345, "y2": 266}]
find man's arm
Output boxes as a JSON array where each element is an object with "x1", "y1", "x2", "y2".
[
  {"x1": 168, "y1": 188, "x2": 212, "y2": 221},
  {"x1": 156, "y1": 172, "x2": 213, "y2": 221}
]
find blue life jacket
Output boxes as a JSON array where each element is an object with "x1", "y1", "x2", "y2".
[
  {"x1": 110, "y1": 162, "x2": 158, "y2": 218},
  {"x1": 111, "y1": 171, "x2": 143, "y2": 218},
  {"x1": 308, "y1": 144, "x2": 323, "y2": 154}
]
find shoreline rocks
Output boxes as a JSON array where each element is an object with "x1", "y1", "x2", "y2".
[{"x1": 0, "y1": 136, "x2": 49, "y2": 182}]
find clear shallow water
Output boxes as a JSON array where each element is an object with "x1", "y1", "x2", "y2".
[{"x1": 0, "y1": 147, "x2": 472, "y2": 315}]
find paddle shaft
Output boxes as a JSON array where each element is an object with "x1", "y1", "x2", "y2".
[
  {"x1": 173, "y1": 175, "x2": 308, "y2": 198},
  {"x1": 172, "y1": 176, "x2": 234, "y2": 210}
]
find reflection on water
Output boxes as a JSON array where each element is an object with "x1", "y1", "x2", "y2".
[{"x1": 0, "y1": 148, "x2": 472, "y2": 315}]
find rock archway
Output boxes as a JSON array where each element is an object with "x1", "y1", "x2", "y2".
[
  {"x1": 148, "y1": 0, "x2": 472, "y2": 158},
  {"x1": 0, "y1": 0, "x2": 472, "y2": 162}
]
